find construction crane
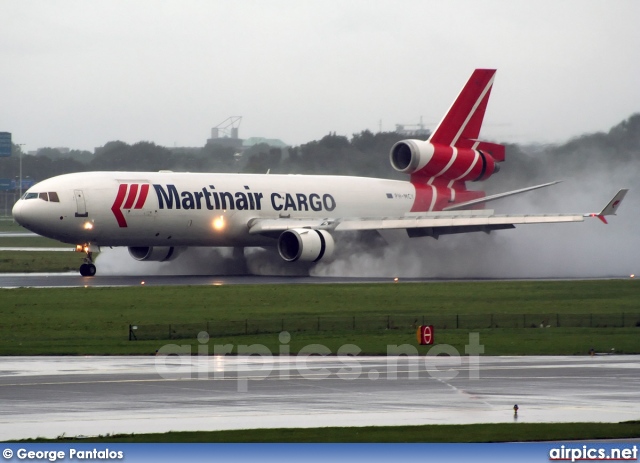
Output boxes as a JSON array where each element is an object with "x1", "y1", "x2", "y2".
[
  {"x1": 211, "y1": 116, "x2": 242, "y2": 139},
  {"x1": 395, "y1": 116, "x2": 431, "y2": 137}
]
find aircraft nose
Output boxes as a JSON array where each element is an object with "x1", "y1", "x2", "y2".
[{"x1": 11, "y1": 200, "x2": 24, "y2": 225}]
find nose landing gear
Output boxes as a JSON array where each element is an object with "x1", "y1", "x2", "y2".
[
  {"x1": 76, "y1": 243, "x2": 97, "y2": 277},
  {"x1": 80, "y1": 260, "x2": 96, "y2": 277}
]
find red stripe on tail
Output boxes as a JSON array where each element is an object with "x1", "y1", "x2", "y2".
[{"x1": 429, "y1": 69, "x2": 496, "y2": 149}]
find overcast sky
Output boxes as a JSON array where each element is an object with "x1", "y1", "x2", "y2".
[{"x1": 1, "y1": 0, "x2": 638, "y2": 152}]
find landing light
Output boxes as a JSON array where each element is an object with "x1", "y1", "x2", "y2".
[
  {"x1": 213, "y1": 216, "x2": 225, "y2": 231},
  {"x1": 631, "y1": 274, "x2": 635, "y2": 279},
  {"x1": 83, "y1": 222, "x2": 94, "y2": 230},
  {"x1": 75, "y1": 244, "x2": 91, "y2": 253}
]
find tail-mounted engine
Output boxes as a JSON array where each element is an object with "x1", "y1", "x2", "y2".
[
  {"x1": 278, "y1": 229, "x2": 335, "y2": 262},
  {"x1": 390, "y1": 140, "x2": 503, "y2": 182},
  {"x1": 128, "y1": 246, "x2": 185, "y2": 262}
]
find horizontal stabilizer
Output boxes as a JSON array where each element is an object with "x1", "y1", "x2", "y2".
[
  {"x1": 443, "y1": 181, "x2": 561, "y2": 211},
  {"x1": 472, "y1": 140, "x2": 505, "y2": 162}
]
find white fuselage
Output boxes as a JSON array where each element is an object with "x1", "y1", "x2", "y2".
[{"x1": 12, "y1": 171, "x2": 418, "y2": 247}]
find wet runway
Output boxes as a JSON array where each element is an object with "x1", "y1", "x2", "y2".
[
  {"x1": 0, "y1": 272, "x2": 626, "y2": 289},
  {"x1": 0, "y1": 355, "x2": 638, "y2": 440},
  {"x1": 0, "y1": 273, "x2": 408, "y2": 288}
]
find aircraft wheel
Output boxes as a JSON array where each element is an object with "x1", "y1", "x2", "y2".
[{"x1": 79, "y1": 263, "x2": 96, "y2": 277}]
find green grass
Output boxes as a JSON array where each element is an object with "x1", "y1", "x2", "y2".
[
  {"x1": 0, "y1": 236, "x2": 72, "y2": 247},
  {"x1": 0, "y1": 219, "x2": 26, "y2": 233},
  {"x1": 0, "y1": 216, "x2": 83, "y2": 271},
  {"x1": 0, "y1": 218, "x2": 72, "y2": 248},
  {"x1": 0, "y1": 250, "x2": 80, "y2": 272},
  {"x1": 4, "y1": 327, "x2": 639, "y2": 356},
  {"x1": 15, "y1": 422, "x2": 640, "y2": 443},
  {"x1": 4, "y1": 280, "x2": 637, "y2": 318},
  {"x1": 0, "y1": 281, "x2": 639, "y2": 355}
]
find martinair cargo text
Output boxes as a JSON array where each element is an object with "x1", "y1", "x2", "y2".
[{"x1": 12, "y1": 69, "x2": 628, "y2": 276}]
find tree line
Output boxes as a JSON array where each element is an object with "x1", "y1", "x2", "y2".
[{"x1": 1, "y1": 114, "x2": 639, "y2": 188}]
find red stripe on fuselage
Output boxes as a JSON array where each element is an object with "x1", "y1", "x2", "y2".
[
  {"x1": 134, "y1": 184, "x2": 149, "y2": 209},
  {"x1": 122, "y1": 184, "x2": 139, "y2": 209},
  {"x1": 111, "y1": 184, "x2": 128, "y2": 227},
  {"x1": 411, "y1": 182, "x2": 435, "y2": 212},
  {"x1": 411, "y1": 178, "x2": 486, "y2": 212}
]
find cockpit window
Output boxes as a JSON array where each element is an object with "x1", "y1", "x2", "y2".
[{"x1": 22, "y1": 192, "x2": 60, "y2": 202}]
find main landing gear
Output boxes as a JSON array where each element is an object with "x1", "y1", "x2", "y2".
[{"x1": 76, "y1": 244, "x2": 97, "y2": 277}]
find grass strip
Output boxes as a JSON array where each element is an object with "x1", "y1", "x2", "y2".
[
  {"x1": 0, "y1": 251, "x2": 80, "y2": 273},
  {"x1": 0, "y1": 236, "x2": 72, "y2": 247},
  {"x1": 14, "y1": 422, "x2": 640, "y2": 443},
  {"x1": 0, "y1": 281, "x2": 638, "y2": 355},
  {"x1": 0, "y1": 219, "x2": 22, "y2": 233}
]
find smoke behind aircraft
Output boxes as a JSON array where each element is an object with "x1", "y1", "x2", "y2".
[{"x1": 312, "y1": 150, "x2": 638, "y2": 278}]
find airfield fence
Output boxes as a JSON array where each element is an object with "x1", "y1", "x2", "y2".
[{"x1": 128, "y1": 312, "x2": 640, "y2": 341}]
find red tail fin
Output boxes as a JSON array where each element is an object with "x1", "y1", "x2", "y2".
[{"x1": 428, "y1": 69, "x2": 504, "y2": 161}]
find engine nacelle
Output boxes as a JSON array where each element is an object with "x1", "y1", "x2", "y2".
[
  {"x1": 128, "y1": 246, "x2": 185, "y2": 262},
  {"x1": 390, "y1": 139, "x2": 499, "y2": 182},
  {"x1": 278, "y1": 229, "x2": 335, "y2": 263}
]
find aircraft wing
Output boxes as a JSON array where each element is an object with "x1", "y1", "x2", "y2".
[{"x1": 247, "y1": 189, "x2": 628, "y2": 239}]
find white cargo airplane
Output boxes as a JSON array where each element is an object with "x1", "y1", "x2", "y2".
[{"x1": 12, "y1": 69, "x2": 627, "y2": 276}]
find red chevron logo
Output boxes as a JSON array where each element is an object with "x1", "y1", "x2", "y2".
[{"x1": 111, "y1": 183, "x2": 150, "y2": 227}]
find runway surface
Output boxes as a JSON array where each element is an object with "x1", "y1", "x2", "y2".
[
  {"x1": 0, "y1": 355, "x2": 638, "y2": 440},
  {"x1": 0, "y1": 272, "x2": 628, "y2": 289},
  {"x1": 0, "y1": 273, "x2": 408, "y2": 288}
]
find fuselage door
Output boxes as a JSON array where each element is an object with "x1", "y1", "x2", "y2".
[{"x1": 74, "y1": 190, "x2": 88, "y2": 217}]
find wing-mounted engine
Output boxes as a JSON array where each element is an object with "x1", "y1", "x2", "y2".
[
  {"x1": 128, "y1": 246, "x2": 185, "y2": 262},
  {"x1": 278, "y1": 229, "x2": 334, "y2": 262},
  {"x1": 390, "y1": 140, "x2": 503, "y2": 182}
]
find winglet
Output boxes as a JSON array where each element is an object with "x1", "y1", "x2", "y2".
[{"x1": 586, "y1": 189, "x2": 628, "y2": 224}]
